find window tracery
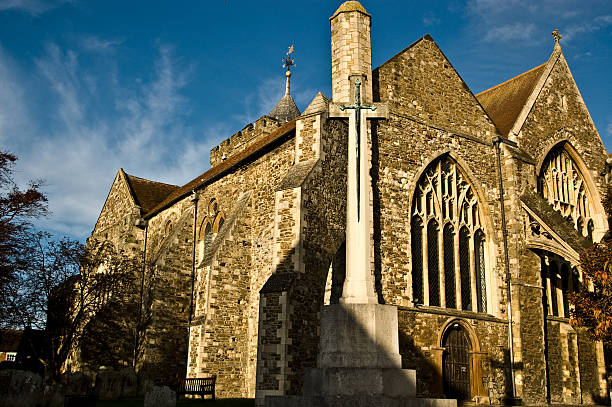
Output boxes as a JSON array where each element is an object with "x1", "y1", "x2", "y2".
[
  {"x1": 197, "y1": 198, "x2": 225, "y2": 261},
  {"x1": 538, "y1": 145, "x2": 595, "y2": 239},
  {"x1": 411, "y1": 155, "x2": 487, "y2": 312}
]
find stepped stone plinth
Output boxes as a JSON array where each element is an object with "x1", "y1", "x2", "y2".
[{"x1": 264, "y1": 303, "x2": 456, "y2": 407}]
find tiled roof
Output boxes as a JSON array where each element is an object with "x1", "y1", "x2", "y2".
[
  {"x1": 124, "y1": 174, "x2": 180, "y2": 214},
  {"x1": 476, "y1": 63, "x2": 546, "y2": 136},
  {"x1": 144, "y1": 118, "x2": 297, "y2": 219},
  {"x1": 269, "y1": 93, "x2": 300, "y2": 123},
  {"x1": 276, "y1": 160, "x2": 317, "y2": 191},
  {"x1": 260, "y1": 272, "x2": 296, "y2": 293}
]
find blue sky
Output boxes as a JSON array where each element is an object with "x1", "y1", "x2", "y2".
[{"x1": 0, "y1": 0, "x2": 610, "y2": 240}]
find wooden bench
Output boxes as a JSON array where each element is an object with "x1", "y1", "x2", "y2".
[{"x1": 177, "y1": 376, "x2": 216, "y2": 401}]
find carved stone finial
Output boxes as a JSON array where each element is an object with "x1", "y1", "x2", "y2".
[{"x1": 552, "y1": 29, "x2": 562, "y2": 46}]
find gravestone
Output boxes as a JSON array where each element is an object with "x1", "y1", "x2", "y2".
[{"x1": 144, "y1": 385, "x2": 176, "y2": 407}]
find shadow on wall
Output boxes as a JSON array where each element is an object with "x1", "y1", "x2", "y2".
[
  {"x1": 371, "y1": 119, "x2": 385, "y2": 305},
  {"x1": 398, "y1": 329, "x2": 443, "y2": 398}
]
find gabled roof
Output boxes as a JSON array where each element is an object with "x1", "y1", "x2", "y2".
[
  {"x1": 144, "y1": 118, "x2": 297, "y2": 219},
  {"x1": 476, "y1": 63, "x2": 547, "y2": 136},
  {"x1": 123, "y1": 173, "x2": 179, "y2": 214}
]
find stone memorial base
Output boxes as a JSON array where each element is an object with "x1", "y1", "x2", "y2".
[
  {"x1": 265, "y1": 395, "x2": 457, "y2": 407},
  {"x1": 264, "y1": 303, "x2": 456, "y2": 407}
]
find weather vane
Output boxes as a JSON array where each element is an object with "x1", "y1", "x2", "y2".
[{"x1": 282, "y1": 45, "x2": 295, "y2": 72}]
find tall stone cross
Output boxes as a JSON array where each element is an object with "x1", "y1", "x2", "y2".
[{"x1": 330, "y1": 77, "x2": 388, "y2": 304}]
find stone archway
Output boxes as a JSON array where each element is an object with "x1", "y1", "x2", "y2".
[
  {"x1": 443, "y1": 324, "x2": 471, "y2": 400},
  {"x1": 434, "y1": 319, "x2": 489, "y2": 402}
]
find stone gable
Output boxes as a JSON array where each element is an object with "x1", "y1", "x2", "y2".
[
  {"x1": 373, "y1": 35, "x2": 498, "y2": 144},
  {"x1": 93, "y1": 169, "x2": 137, "y2": 237}
]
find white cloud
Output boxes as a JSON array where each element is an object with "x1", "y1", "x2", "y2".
[
  {"x1": 231, "y1": 76, "x2": 286, "y2": 125},
  {"x1": 0, "y1": 0, "x2": 70, "y2": 14},
  {"x1": 0, "y1": 48, "x2": 30, "y2": 145},
  {"x1": 467, "y1": 0, "x2": 523, "y2": 14},
  {"x1": 483, "y1": 23, "x2": 536, "y2": 43},
  {"x1": 0, "y1": 42, "x2": 221, "y2": 239},
  {"x1": 80, "y1": 36, "x2": 123, "y2": 53},
  {"x1": 422, "y1": 13, "x2": 440, "y2": 27},
  {"x1": 607, "y1": 122, "x2": 612, "y2": 137},
  {"x1": 563, "y1": 15, "x2": 612, "y2": 41}
]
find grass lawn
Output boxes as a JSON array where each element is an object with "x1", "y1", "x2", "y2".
[{"x1": 96, "y1": 397, "x2": 254, "y2": 406}]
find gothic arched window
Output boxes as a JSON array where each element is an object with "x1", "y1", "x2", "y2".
[
  {"x1": 538, "y1": 144, "x2": 595, "y2": 239},
  {"x1": 411, "y1": 155, "x2": 487, "y2": 312}
]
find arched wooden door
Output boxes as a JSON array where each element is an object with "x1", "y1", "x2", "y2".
[{"x1": 443, "y1": 324, "x2": 471, "y2": 400}]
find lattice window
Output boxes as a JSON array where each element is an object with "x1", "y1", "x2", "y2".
[
  {"x1": 204, "y1": 223, "x2": 213, "y2": 248},
  {"x1": 539, "y1": 145, "x2": 595, "y2": 239},
  {"x1": 411, "y1": 155, "x2": 487, "y2": 312},
  {"x1": 444, "y1": 223, "x2": 455, "y2": 308},
  {"x1": 428, "y1": 220, "x2": 440, "y2": 307},
  {"x1": 459, "y1": 227, "x2": 471, "y2": 311},
  {"x1": 475, "y1": 230, "x2": 486, "y2": 313},
  {"x1": 411, "y1": 216, "x2": 423, "y2": 304}
]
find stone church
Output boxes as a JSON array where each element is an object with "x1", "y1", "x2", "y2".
[{"x1": 88, "y1": 1, "x2": 610, "y2": 405}]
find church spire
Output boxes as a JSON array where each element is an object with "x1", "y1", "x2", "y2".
[{"x1": 269, "y1": 46, "x2": 300, "y2": 123}]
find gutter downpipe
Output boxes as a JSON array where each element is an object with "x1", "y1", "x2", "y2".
[
  {"x1": 133, "y1": 217, "x2": 148, "y2": 369},
  {"x1": 493, "y1": 135, "x2": 520, "y2": 403}
]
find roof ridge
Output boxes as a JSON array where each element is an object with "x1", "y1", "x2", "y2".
[
  {"x1": 144, "y1": 118, "x2": 298, "y2": 219},
  {"x1": 124, "y1": 173, "x2": 180, "y2": 188},
  {"x1": 477, "y1": 62, "x2": 547, "y2": 97}
]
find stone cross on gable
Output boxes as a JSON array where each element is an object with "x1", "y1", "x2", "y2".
[{"x1": 329, "y1": 76, "x2": 388, "y2": 304}]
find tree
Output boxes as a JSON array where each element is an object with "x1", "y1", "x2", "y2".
[
  {"x1": 569, "y1": 243, "x2": 612, "y2": 342},
  {"x1": 0, "y1": 152, "x2": 153, "y2": 378},
  {"x1": 3, "y1": 232, "x2": 149, "y2": 378},
  {"x1": 569, "y1": 188, "x2": 612, "y2": 342},
  {"x1": 0, "y1": 152, "x2": 47, "y2": 323},
  {"x1": 44, "y1": 238, "x2": 146, "y2": 377}
]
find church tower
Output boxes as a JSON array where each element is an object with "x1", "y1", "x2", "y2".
[{"x1": 330, "y1": 1, "x2": 373, "y2": 104}]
